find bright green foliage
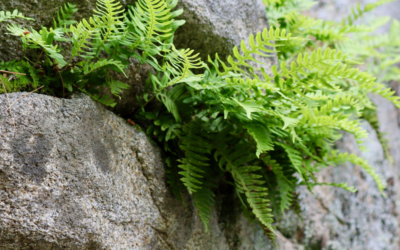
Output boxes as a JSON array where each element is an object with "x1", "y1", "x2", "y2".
[
  {"x1": 53, "y1": 3, "x2": 78, "y2": 29},
  {"x1": 343, "y1": 0, "x2": 396, "y2": 25},
  {"x1": 329, "y1": 151, "x2": 387, "y2": 193},
  {"x1": 138, "y1": 0, "x2": 400, "y2": 240},
  {"x1": 265, "y1": 0, "x2": 400, "y2": 163},
  {"x1": 0, "y1": 9, "x2": 34, "y2": 23},
  {"x1": 1, "y1": 0, "x2": 399, "y2": 243},
  {"x1": 178, "y1": 121, "x2": 212, "y2": 194},
  {"x1": 253, "y1": 0, "x2": 398, "y2": 238},
  {"x1": 0, "y1": 61, "x2": 41, "y2": 93},
  {"x1": 1, "y1": 0, "x2": 185, "y2": 107}
]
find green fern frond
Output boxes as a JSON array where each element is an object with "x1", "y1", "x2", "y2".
[
  {"x1": 301, "y1": 115, "x2": 367, "y2": 144},
  {"x1": 231, "y1": 165, "x2": 275, "y2": 239},
  {"x1": 360, "y1": 82, "x2": 400, "y2": 109},
  {"x1": 7, "y1": 24, "x2": 67, "y2": 67},
  {"x1": 164, "y1": 47, "x2": 203, "y2": 86},
  {"x1": 53, "y1": 3, "x2": 78, "y2": 29},
  {"x1": 280, "y1": 48, "x2": 348, "y2": 78},
  {"x1": 244, "y1": 123, "x2": 274, "y2": 157},
  {"x1": 193, "y1": 183, "x2": 215, "y2": 232},
  {"x1": 263, "y1": 156, "x2": 295, "y2": 214},
  {"x1": 69, "y1": 21, "x2": 99, "y2": 59},
  {"x1": 212, "y1": 27, "x2": 297, "y2": 77},
  {"x1": 329, "y1": 151, "x2": 387, "y2": 193},
  {"x1": 83, "y1": 59, "x2": 126, "y2": 77},
  {"x1": 343, "y1": 0, "x2": 396, "y2": 26},
  {"x1": 68, "y1": 0, "x2": 126, "y2": 59},
  {"x1": 0, "y1": 9, "x2": 34, "y2": 23},
  {"x1": 124, "y1": 0, "x2": 184, "y2": 50},
  {"x1": 93, "y1": 0, "x2": 126, "y2": 54},
  {"x1": 314, "y1": 95, "x2": 363, "y2": 117},
  {"x1": 275, "y1": 142, "x2": 304, "y2": 178},
  {"x1": 107, "y1": 79, "x2": 130, "y2": 98},
  {"x1": 313, "y1": 182, "x2": 357, "y2": 193},
  {"x1": 0, "y1": 60, "x2": 21, "y2": 71},
  {"x1": 178, "y1": 121, "x2": 212, "y2": 194},
  {"x1": 95, "y1": 0, "x2": 125, "y2": 22}
]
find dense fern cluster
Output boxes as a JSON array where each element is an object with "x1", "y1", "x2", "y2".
[
  {"x1": 1, "y1": 0, "x2": 399, "y2": 242},
  {"x1": 265, "y1": 0, "x2": 400, "y2": 164},
  {"x1": 1, "y1": 0, "x2": 187, "y2": 107}
]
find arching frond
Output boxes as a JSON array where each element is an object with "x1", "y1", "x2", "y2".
[
  {"x1": 329, "y1": 151, "x2": 387, "y2": 193},
  {"x1": 178, "y1": 121, "x2": 212, "y2": 194},
  {"x1": 0, "y1": 9, "x2": 34, "y2": 23}
]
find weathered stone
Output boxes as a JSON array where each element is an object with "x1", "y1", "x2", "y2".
[
  {"x1": 174, "y1": 0, "x2": 275, "y2": 65},
  {"x1": 0, "y1": 92, "x2": 275, "y2": 249}
]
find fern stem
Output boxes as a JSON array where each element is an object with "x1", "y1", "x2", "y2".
[
  {"x1": 58, "y1": 71, "x2": 65, "y2": 97},
  {"x1": 34, "y1": 48, "x2": 44, "y2": 68},
  {"x1": 0, "y1": 70, "x2": 26, "y2": 76}
]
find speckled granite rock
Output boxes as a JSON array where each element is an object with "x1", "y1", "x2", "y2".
[
  {"x1": 0, "y1": 93, "x2": 284, "y2": 249},
  {"x1": 174, "y1": 0, "x2": 275, "y2": 64}
]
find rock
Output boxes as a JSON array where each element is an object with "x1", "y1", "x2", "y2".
[
  {"x1": 174, "y1": 0, "x2": 275, "y2": 65},
  {"x1": 0, "y1": 92, "x2": 280, "y2": 249}
]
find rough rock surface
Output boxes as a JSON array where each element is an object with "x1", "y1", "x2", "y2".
[
  {"x1": 174, "y1": 0, "x2": 274, "y2": 64},
  {"x1": 0, "y1": 93, "x2": 276, "y2": 249}
]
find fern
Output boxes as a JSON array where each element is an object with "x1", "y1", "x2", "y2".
[
  {"x1": 193, "y1": 181, "x2": 215, "y2": 232},
  {"x1": 178, "y1": 121, "x2": 212, "y2": 194},
  {"x1": 232, "y1": 165, "x2": 276, "y2": 240},
  {"x1": 53, "y1": 3, "x2": 78, "y2": 29},
  {"x1": 7, "y1": 25, "x2": 67, "y2": 67},
  {"x1": 343, "y1": 0, "x2": 396, "y2": 26},
  {"x1": 82, "y1": 59, "x2": 126, "y2": 77},
  {"x1": 0, "y1": 9, "x2": 34, "y2": 23},
  {"x1": 213, "y1": 27, "x2": 295, "y2": 78},
  {"x1": 123, "y1": 0, "x2": 184, "y2": 51},
  {"x1": 329, "y1": 151, "x2": 387, "y2": 193}
]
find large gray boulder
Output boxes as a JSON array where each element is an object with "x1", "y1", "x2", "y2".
[{"x1": 0, "y1": 92, "x2": 278, "y2": 249}]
